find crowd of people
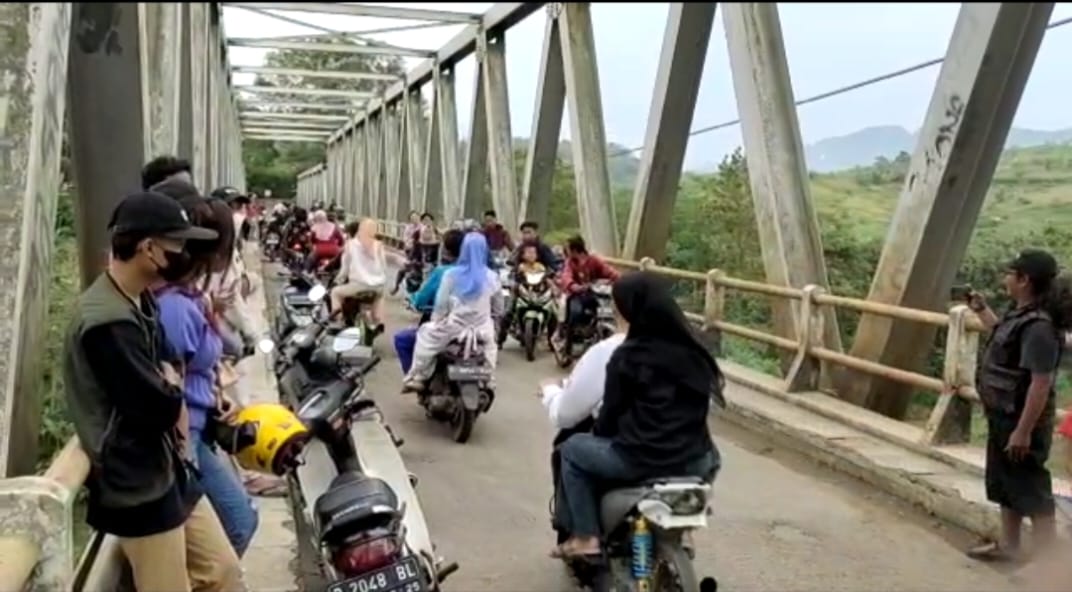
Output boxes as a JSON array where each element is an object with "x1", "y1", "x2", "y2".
[{"x1": 59, "y1": 152, "x2": 1072, "y2": 591}]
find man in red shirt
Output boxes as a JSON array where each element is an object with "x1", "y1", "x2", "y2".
[
  {"x1": 482, "y1": 209, "x2": 514, "y2": 253},
  {"x1": 554, "y1": 235, "x2": 620, "y2": 347}
]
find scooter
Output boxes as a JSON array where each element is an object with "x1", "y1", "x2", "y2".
[
  {"x1": 500, "y1": 269, "x2": 557, "y2": 361},
  {"x1": 547, "y1": 422, "x2": 715, "y2": 592},
  {"x1": 417, "y1": 337, "x2": 495, "y2": 444},
  {"x1": 553, "y1": 281, "x2": 617, "y2": 368},
  {"x1": 265, "y1": 327, "x2": 457, "y2": 591}
]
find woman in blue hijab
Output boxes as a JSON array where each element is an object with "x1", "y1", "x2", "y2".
[{"x1": 402, "y1": 231, "x2": 505, "y2": 392}]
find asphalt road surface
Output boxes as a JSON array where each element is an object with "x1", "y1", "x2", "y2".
[{"x1": 268, "y1": 271, "x2": 1016, "y2": 592}]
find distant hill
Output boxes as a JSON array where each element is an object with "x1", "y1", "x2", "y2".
[
  {"x1": 804, "y1": 125, "x2": 1072, "y2": 173},
  {"x1": 511, "y1": 137, "x2": 641, "y2": 189}
]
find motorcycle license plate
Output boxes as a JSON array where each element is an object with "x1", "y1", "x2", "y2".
[
  {"x1": 447, "y1": 365, "x2": 491, "y2": 381},
  {"x1": 326, "y1": 556, "x2": 425, "y2": 592},
  {"x1": 266, "y1": 236, "x2": 279, "y2": 245}
]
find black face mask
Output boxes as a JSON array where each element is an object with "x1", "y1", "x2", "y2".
[{"x1": 148, "y1": 243, "x2": 193, "y2": 282}]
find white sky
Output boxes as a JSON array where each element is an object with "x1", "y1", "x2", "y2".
[{"x1": 223, "y1": 3, "x2": 1072, "y2": 170}]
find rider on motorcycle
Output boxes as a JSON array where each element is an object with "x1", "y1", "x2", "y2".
[
  {"x1": 481, "y1": 209, "x2": 514, "y2": 258},
  {"x1": 550, "y1": 272, "x2": 723, "y2": 559},
  {"x1": 393, "y1": 229, "x2": 465, "y2": 373},
  {"x1": 401, "y1": 232, "x2": 504, "y2": 394},
  {"x1": 330, "y1": 218, "x2": 398, "y2": 332},
  {"x1": 498, "y1": 242, "x2": 550, "y2": 341},
  {"x1": 552, "y1": 236, "x2": 620, "y2": 350},
  {"x1": 509, "y1": 221, "x2": 561, "y2": 272},
  {"x1": 304, "y1": 209, "x2": 345, "y2": 272}
]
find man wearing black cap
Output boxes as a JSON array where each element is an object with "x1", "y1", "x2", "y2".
[
  {"x1": 62, "y1": 191, "x2": 244, "y2": 591},
  {"x1": 967, "y1": 248, "x2": 1064, "y2": 562}
]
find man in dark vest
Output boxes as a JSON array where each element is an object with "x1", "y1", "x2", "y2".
[
  {"x1": 63, "y1": 191, "x2": 244, "y2": 591},
  {"x1": 967, "y1": 249, "x2": 1062, "y2": 563}
]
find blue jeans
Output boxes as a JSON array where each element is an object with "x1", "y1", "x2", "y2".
[
  {"x1": 192, "y1": 432, "x2": 259, "y2": 556},
  {"x1": 558, "y1": 433, "x2": 719, "y2": 538},
  {"x1": 394, "y1": 327, "x2": 418, "y2": 374}
]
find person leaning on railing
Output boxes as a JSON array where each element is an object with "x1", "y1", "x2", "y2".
[{"x1": 62, "y1": 191, "x2": 244, "y2": 592}]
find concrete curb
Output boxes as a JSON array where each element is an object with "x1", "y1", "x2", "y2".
[{"x1": 718, "y1": 360, "x2": 1071, "y2": 542}]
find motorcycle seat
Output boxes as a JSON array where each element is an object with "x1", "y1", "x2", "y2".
[
  {"x1": 295, "y1": 379, "x2": 350, "y2": 426},
  {"x1": 598, "y1": 476, "x2": 707, "y2": 532},
  {"x1": 314, "y1": 472, "x2": 400, "y2": 544},
  {"x1": 441, "y1": 340, "x2": 488, "y2": 362}
]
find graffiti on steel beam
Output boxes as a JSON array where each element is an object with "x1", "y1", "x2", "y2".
[
  {"x1": 933, "y1": 94, "x2": 964, "y2": 160},
  {"x1": 75, "y1": 3, "x2": 123, "y2": 55}
]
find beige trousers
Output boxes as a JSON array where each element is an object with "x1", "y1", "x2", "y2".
[{"x1": 118, "y1": 498, "x2": 245, "y2": 592}]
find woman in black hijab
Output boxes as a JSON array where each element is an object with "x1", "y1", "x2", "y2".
[{"x1": 552, "y1": 271, "x2": 724, "y2": 558}]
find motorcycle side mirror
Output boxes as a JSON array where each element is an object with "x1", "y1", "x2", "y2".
[
  {"x1": 308, "y1": 284, "x2": 328, "y2": 303},
  {"x1": 257, "y1": 338, "x2": 276, "y2": 354}
]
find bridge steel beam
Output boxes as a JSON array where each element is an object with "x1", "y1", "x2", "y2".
[
  {"x1": 229, "y1": 38, "x2": 434, "y2": 59},
  {"x1": 0, "y1": 3, "x2": 71, "y2": 479},
  {"x1": 844, "y1": 3, "x2": 1053, "y2": 419},
  {"x1": 519, "y1": 12, "x2": 566, "y2": 230},
  {"x1": 68, "y1": 3, "x2": 153, "y2": 285},
  {"x1": 393, "y1": 103, "x2": 412, "y2": 222},
  {"x1": 559, "y1": 3, "x2": 618, "y2": 256},
  {"x1": 461, "y1": 61, "x2": 489, "y2": 221},
  {"x1": 482, "y1": 33, "x2": 521, "y2": 233},
  {"x1": 324, "y1": 3, "x2": 542, "y2": 224},
  {"x1": 723, "y1": 3, "x2": 843, "y2": 386},
  {"x1": 232, "y1": 66, "x2": 402, "y2": 83},
  {"x1": 623, "y1": 3, "x2": 717, "y2": 262},
  {"x1": 224, "y1": 2, "x2": 482, "y2": 23},
  {"x1": 404, "y1": 91, "x2": 428, "y2": 215}
]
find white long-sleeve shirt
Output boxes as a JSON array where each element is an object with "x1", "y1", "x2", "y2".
[{"x1": 540, "y1": 333, "x2": 626, "y2": 430}]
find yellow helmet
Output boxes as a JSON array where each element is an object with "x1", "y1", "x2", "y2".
[{"x1": 233, "y1": 403, "x2": 310, "y2": 475}]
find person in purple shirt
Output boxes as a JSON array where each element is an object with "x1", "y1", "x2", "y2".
[{"x1": 153, "y1": 184, "x2": 259, "y2": 557}]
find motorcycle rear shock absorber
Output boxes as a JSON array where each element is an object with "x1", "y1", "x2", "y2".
[{"x1": 631, "y1": 515, "x2": 653, "y2": 591}]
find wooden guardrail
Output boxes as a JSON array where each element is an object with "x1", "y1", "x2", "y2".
[{"x1": 374, "y1": 218, "x2": 987, "y2": 447}]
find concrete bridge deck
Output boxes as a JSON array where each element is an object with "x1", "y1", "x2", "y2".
[{"x1": 250, "y1": 269, "x2": 1017, "y2": 592}]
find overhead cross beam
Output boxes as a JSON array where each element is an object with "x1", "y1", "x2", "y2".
[
  {"x1": 232, "y1": 66, "x2": 400, "y2": 82},
  {"x1": 222, "y1": 3, "x2": 481, "y2": 23},
  {"x1": 238, "y1": 101, "x2": 360, "y2": 112},
  {"x1": 228, "y1": 38, "x2": 434, "y2": 58},
  {"x1": 235, "y1": 85, "x2": 374, "y2": 99},
  {"x1": 241, "y1": 111, "x2": 350, "y2": 122}
]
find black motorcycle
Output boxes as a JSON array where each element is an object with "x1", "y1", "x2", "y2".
[
  {"x1": 269, "y1": 328, "x2": 457, "y2": 591},
  {"x1": 553, "y1": 281, "x2": 617, "y2": 369},
  {"x1": 500, "y1": 268, "x2": 557, "y2": 361},
  {"x1": 416, "y1": 337, "x2": 495, "y2": 443},
  {"x1": 549, "y1": 423, "x2": 716, "y2": 592}
]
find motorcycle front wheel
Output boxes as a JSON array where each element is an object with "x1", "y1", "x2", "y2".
[{"x1": 523, "y1": 318, "x2": 539, "y2": 362}]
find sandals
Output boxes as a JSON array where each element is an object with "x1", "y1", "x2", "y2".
[
  {"x1": 400, "y1": 380, "x2": 424, "y2": 394},
  {"x1": 549, "y1": 541, "x2": 601, "y2": 559},
  {"x1": 966, "y1": 541, "x2": 1020, "y2": 563},
  {"x1": 244, "y1": 474, "x2": 287, "y2": 498}
]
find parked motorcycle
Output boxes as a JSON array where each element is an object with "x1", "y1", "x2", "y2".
[
  {"x1": 269, "y1": 328, "x2": 457, "y2": 591},
  {"x1": 417, "y1": 337, "x2": 495, "y2": 443},
  {"x1": 500, "y1": 269, "x2": 556, "y2": 361},
  {"x1": 262, "y1": 228, "x2": 282, "y2": 262},
  {"x1": 553, "y1": 281, "x2": 617, "y2": 368},
  {"x1": 274, "y1": 274, "x2": 320, "y2": 341}
]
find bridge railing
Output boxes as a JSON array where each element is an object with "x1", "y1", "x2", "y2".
[
  {"x1": 374, "y1": 219, "x2": 985, "y2": 449},
  {"x1": 0, "y1": 436, "x2": 124, "y2": 592}
]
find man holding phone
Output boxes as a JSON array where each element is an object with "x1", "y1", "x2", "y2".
[{"x1": 965, "y1": 249, "x2": 1063, "y2": 563}]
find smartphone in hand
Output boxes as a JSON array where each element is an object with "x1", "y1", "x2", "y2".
[{"x1": 950, "y1": 284, "x2": 973, "y2": 302}]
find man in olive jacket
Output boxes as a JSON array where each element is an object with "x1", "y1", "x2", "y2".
[{"x1": 63, "y1": 191, "x2": 243, "y2": 592}]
